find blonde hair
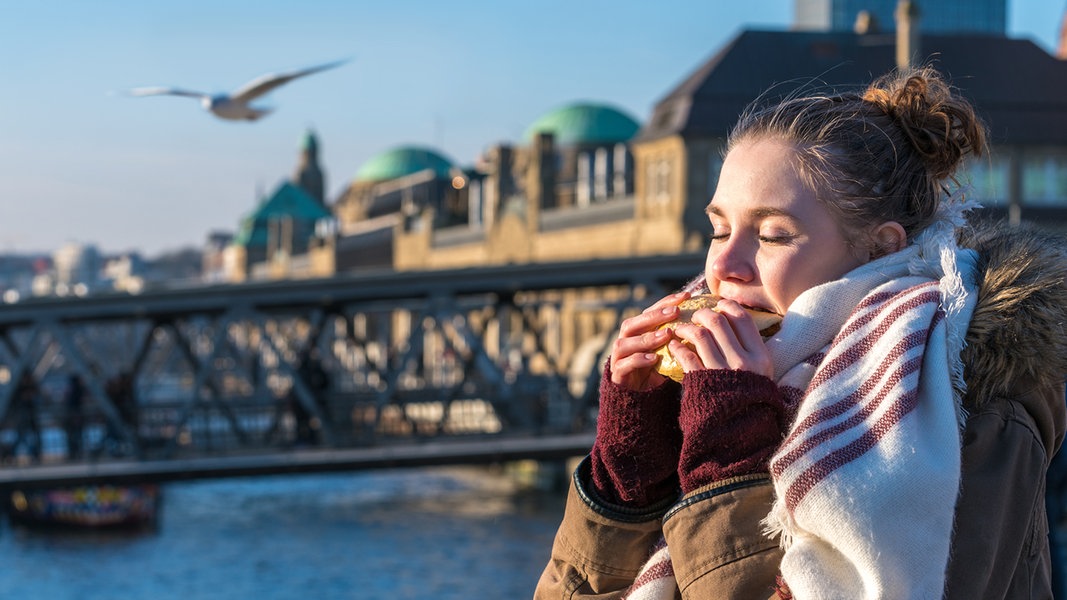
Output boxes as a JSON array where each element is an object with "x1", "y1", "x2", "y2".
[{"x1": 729, "y1": 67, "x2": 987, "y2": 246}]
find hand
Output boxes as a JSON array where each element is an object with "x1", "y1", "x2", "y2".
[
  {"x1": 609, "y1": 292, "x2": 690, "y2": 390},
  {"x1": 668, "y1": 299, "x2": 774, "y2": 378}
]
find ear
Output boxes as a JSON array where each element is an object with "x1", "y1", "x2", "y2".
[{"x1": 870, "y1": 221, "x2": 907, "y2": 257}]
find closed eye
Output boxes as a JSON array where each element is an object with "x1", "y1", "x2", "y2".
[{"x1": 758, "y1": 234, "x2": 797, "y2": 245}]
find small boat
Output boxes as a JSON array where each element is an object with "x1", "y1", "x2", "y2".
[{"x1": 5, "y1": 484, "x2": 161, "y2": 529}]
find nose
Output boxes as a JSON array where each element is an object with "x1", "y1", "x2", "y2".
[{"x1": 707, "y1": 237, "x2": 756, "y2": 284}]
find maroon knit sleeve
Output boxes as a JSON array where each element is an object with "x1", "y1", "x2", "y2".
[
  {"x1": 588, "y1": 364, "x2": 683, "y2": 508},
  {"x1": 677, "y1": 369, "x2": 787, "y2": 494}
]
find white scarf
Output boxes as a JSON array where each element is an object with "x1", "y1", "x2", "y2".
[{"x1": 624, "y1": 210, "x2": 978, "y2": 600}]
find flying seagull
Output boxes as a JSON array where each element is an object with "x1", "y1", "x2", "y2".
[{"x1": 127, "y1": 59, "x2": 347, "y2": 121}]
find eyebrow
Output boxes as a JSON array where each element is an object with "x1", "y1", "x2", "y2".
[{"x1": 705, "y1": 203, "x2": 795, "y2": 220}]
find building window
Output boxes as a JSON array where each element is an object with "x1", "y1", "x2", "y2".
[
  {"x1": 1023, "y1": 151, "x2": 1067, "y2": 206},
  {"x1": 960, "y1": 155, "x2": 1009, "y2": 206},
  {"x1": 484, "y1": 177, "x2": 497, "y2": 227},
  {"x1": 594, "y1": 147, "x2": 609, "y2": 201},
  {"x1": 646, "y1": 157, "x2": 672, "y2": 205},
  {"x1": 646, "y1": 161, "x2": 656, "y2": 203},
  {"x1": 468, "y1": 179, "x2": 483, "y2": 227},
  {"x1": 577, "y1": 152, "x2": 592, "y2": 208},
  {"x1": 613, "y1": 143, "x2": 629, "y2": 197}
]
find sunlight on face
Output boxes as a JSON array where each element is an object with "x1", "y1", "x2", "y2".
[{"x1": 704, "y1": 138, "x2": 868, "y2": 315}]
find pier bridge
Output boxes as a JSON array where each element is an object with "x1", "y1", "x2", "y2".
[{"x1": 0, "y1": 254, "x2": 704, "y2": 489}]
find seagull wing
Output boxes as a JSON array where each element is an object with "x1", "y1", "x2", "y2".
[
  {"x1": 230, "y1": 59, "x2": 347, "y2": 103},
  {"x1": 127, "y1": 87, "x2": 210, "y2": 99}
]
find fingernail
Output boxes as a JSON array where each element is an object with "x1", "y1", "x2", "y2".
[
  {"x1": 644, "y1": 353, "x2": 658, "y2": 360},
  {"x1": 654, "y1": 329, "x2": 669, "y2": 337},
  {"x1": 662, "y1": 306, "x2": 677, "y2": 315}
]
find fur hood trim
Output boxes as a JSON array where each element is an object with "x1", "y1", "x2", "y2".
[{"x1": 958, "y1": 220, "x2": 1067, "y2": 407}]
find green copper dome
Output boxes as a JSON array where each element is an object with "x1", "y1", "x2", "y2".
[
  {"x1": 233, "y1": 182, "x2": 331, "y2": 247},
  {"x1": 354, "y1": 146, "x2": 455, "y2": 183},
  {"x1": 524, "y1": 102, "x2": 641, "y2": 146}
]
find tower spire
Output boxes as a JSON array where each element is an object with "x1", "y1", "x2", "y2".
[{"x1": 293, "y1": 129, "x2": 326, "y2": 205}]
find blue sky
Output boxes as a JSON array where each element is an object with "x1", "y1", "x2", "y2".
[{"x1": 1, "y1": 0, "x2": 1063, "y2": 257}]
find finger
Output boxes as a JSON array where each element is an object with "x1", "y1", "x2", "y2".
[
  {"x1": 612, "y1": 327, "x2": 673, "y2": 360},
  {"x1": 611, "y1": 328, "x2": 669, "y2": 365},
  {"x1": 670, "y1": 325, "x2": 727, "y2": 371},
  {"x1": 689, "y1": 306, "x2": 730, "y2": 333},
  {"x1": 610, "y1": 351, "x2": 666, "y2": 387},
  {"x1": 619, "y1": 293, "x2": 688, "y2": 337},
  {"x1": 691, "y1": 300, "x2": 773, "y2": 376},
  {"x1": 641, "y1": 291, "x2": 691, "y2": 315},
  {"x1": 667, "y1": 338, "x2": 707, "y2": 374},
  {"x1": 666, "y1": 339, "x2": 694, "y2": 372},
  {"x1": 702, "y1": 300, "x2": 764, "y2": 351},
  {"x1": 677, "y1": 314, "x2": 731, "y2": 359}
]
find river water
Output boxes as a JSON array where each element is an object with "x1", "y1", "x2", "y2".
[{"x1": 0, "y1": 466, "x2": 568, "y2": 599}]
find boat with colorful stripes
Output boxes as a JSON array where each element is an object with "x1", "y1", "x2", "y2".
[{"x1": 5, "y1": 484, "x2": 160, "y2": 529}]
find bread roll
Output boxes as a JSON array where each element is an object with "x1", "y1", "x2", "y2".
[{"x1": 654, "y1": 294, "x2": 782, "y2": 382}]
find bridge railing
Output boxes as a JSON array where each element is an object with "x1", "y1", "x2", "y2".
[{"x1": 0, "y1": 253, "x2": 705, "y2": 465}]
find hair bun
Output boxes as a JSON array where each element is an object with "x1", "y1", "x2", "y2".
[{"x1": 861, "y1": 67, "x2": 985, "y2": 180}]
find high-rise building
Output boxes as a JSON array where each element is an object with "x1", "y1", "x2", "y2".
[{"x1": 794, "y1": 0, "x2": 1006, "y2": 34}]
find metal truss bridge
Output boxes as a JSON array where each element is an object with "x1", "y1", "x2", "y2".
[{"x1": 0, "y1": 253, "x2": 704, "y2": 489}]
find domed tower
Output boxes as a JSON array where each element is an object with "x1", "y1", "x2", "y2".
[
  {"x1": 292, "y1": 129, "x2": 326, "y2": 205},
  {"x1": 334, "y1": 145, "x2": 459, "y2": 230},
  {"x1": 523, "y1": 102, "x2": 640, "y2": 209},
  {"x1": 353, "y1": 145, "x2": 454, "y2": 186}
]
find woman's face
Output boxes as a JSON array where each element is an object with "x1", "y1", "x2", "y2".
[{"x1": 704, "y1": 137, "x2": 868, "y2": 316}]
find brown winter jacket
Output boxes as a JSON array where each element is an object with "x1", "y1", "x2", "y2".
[{"x1": 535, "y1": 222, "x2": 1067, "y2": 599}]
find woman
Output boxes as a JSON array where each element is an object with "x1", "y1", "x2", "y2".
[{"x1": 536, "y1": 67, "x2": 1067, "y2": 599}]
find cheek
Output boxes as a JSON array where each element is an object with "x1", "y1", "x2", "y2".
[
  {"x1": 780, "y1": 253, "x2": 863, "y2": 305},
  {"x1": 759, "y1": 253, "x2": 834, "y2": 310},
  {"x1": 755, "y1": 259, "x2": 793, "y2": 307}
]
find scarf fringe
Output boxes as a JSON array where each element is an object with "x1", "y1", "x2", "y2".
[
  {"x1": 909, "y1": 193, "x2": 980, "y2": 429},
  {"x1": 762, "y1": 499, "x2": 794, "y2": 550}
]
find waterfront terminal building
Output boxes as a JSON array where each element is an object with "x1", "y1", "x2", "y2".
[{"x1": 219, "y1": 9, "x2": 1067, "y2": 282}]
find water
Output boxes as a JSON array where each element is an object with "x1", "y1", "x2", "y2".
[{"x1": 0, "y1": 466, "x2": 567, "y2": 599}]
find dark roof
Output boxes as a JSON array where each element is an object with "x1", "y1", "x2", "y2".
[{"x1": 637, "y1": 30, "x2": 1067, "y2": 145}]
